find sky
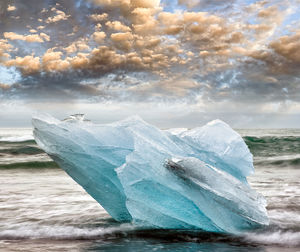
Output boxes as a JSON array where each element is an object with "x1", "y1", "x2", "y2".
[{"x1": 0, "y1": 0, "x2": 300, "y2": 128}]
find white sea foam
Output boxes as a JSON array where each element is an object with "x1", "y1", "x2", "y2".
[
  {"x1": 0, "y1": 135, "x2": 34, "y2": 142},
  {"x1": 244, "y1": 230, "x2": 300, "y2": 247},
  {"x1": 268, "y1": 210, "x2": 300, "y2": 227},
  {"x1": 0, "y1": 224, "x2": 135, "y2": 240},
  {"x1": 0, "y1": 128, "x2": 33, "y2": 142}
]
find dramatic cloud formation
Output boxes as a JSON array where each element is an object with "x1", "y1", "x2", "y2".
[{"x1": 0, "y1": 0, "x2": 300, "y2": 127}]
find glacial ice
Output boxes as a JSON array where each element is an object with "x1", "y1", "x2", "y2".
[{"x1": 32, "y1": 114, "x2": 269, "y2": 233}]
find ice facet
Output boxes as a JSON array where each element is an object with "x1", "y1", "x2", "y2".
[
  {"x1": 32, "y1": 114, "x2": 269, "y2": 234},
  {"x1": 166, "y1": 120, "x2": 254, "y2": 183}
]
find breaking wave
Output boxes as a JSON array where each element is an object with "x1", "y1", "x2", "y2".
[
  {"x1": 243, "y1": 229, "x2": 300, "y2": 247},
  {"x1": 0, "y1": 135, "x2": 34, "y2": 142},
  {"x1": 2, "y1": 135, "x2": 300, "y2": 169},
  {"x1": 0, "y1": 224, "x2": 135, "y2": 240},
  {"x1": 0, "y1": 161, "x2": 58, "y2": 169},
  {"x1": 244, "y1": 136, "x2": 300, "y2": 158},
  {"x1": 0, "y1": 146, "x2": 43, "y2": 155},
  {"x1": 255, "y1": 155, "x2": 300, "y2": 168},
  {"x1": 1, "y1": 224, "x2": 299, "y2": 248}
]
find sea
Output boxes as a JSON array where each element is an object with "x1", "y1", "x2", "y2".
[{"x1": 0, "y1": 128, "x2": 299, "y2": 252}]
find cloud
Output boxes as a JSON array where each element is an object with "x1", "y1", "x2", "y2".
[
  {"x1": 110, "y1": 32, "x2": 134, "y2": 51},
  {"x1": 5, "y1": 55, "x2": 41, "y2": 74},
  {"x1": 242, "y1": 28, "x2": 300, "y2": 77},
  {"x1": 90, "y1": 0, "x2": 160, "y2": 9},
  {"x1": 92, "y1": 31, "x2": 107, "y2": 43},
  {"x1": 7, "y1": 4, "x2": 16, "y2": 11},
  {"x1": 0, "y1": 83, "x2": 11, "y2": 90},
  {"x1": 64, "y1": 38, "x2": 90, "y2": 54},
  {"x1": 42, "y1": 48, "x2": 69, "y2": 72},
  {"x1": 3, "y1": 32, "x2": 50, "y2": 43},
  {"x1": 105, "y1": 21, "x2": 131, "y2": 32},
  {"x1": 40, "y1": 33, "x2": 50, "y2": 41},
  {"x1": 270, "y1": 30, "x2": 300, "y2": 63},
  {"x1": 0, "y1": 0, "x2": 299, "y2": 122},
  {"x1": 89, "y1": 13, "x2": 108, "y2": 22},
  {"x1": 46, "y1": 8, "x2": 70, "y2": 23},
  {"x1": 0, "y1": 39, "x2": 13, "y2": 61}
]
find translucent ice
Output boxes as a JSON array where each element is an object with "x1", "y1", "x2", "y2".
[{"x1": 32, "y1": 114, "x2": 269, "y2": 233}]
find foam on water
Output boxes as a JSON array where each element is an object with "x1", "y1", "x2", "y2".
[
  {"x1": 243, "y1": 230, "x2": 300, "y2": 247},
  {"x1": 0, "y1": 128, "x2": 33, "y2": 142},
  {"x1": 0, "y1": 224, "x2": 135, "y2": 240},
  {"x1": 0, "y1": 135, "x2": 34, "y2": 142}
]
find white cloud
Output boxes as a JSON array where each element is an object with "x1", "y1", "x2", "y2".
[{"x1": 7, "y1": 5, "x2": 16, "y2": 11}]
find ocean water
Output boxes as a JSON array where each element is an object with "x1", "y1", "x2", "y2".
[{"x1": 0, "y1": 128, "x2": 299, "y2": 252}]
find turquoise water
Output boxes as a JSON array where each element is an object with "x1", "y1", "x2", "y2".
[{"x1": 0, "y1": 128, "x2": 299, "y2": 251}]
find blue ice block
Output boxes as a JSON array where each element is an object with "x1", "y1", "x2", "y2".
[{"x1": 32, "y1": 114, "x2": 269, "y2": 233}]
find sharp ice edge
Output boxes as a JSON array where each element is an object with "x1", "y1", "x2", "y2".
[{"x1": 32, "y1": 114, "x2": 269, "y2": 234}]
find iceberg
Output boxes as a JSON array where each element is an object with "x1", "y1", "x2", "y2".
[{"x1": 32, "y1": 114, "x2": 269, "y2": 233}]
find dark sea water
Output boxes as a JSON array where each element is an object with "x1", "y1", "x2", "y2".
[{"x1": 0, "y1": 128, "x2": 299, "y2": 252}]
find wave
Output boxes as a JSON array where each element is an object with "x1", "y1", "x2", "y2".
[
  {"x1": 0, "y1": 135, "x2": 34, "y2": 142},
  {"x1": 1, "y1": 224, "x2": 299, "y2": 248},
  {"x1": 0, "y1": 224, "x2": 135, "y2": 240},
  {"x1": 0, "y1": 146, "x2": 43, "y2": 155},
  {"x1": 244, "y1": 136, "x2": 300, "y2": 158},
  {"x1": 0, "y1": 161, "x2": 58, "y2": 169},
  {"x1": 1, "y1": 134, "x2": 300, "y2": 169},
  {"x1": 255, "y1": 154, "x2": 300, "y2": 168},
  {"x1": 0, "y1": 140, "x2": 36, "y2": 145},
  {"x1": 268, "y1": 209, "x2": 300, "y2": 229},
  {"x1": 243, "y1": 230, "x2": 300, "y2": 247}
]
